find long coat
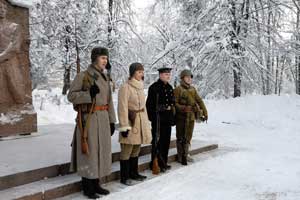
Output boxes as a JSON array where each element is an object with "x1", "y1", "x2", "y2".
[
  {"x1": 68, "y1": 65, "x2": 116, "y2": 179},
  {"x1": 118, "y1": 78, "x2": 152, "y2": 145},
  {"x1": 174, "y1": 81, "x2": 207, "y2": 143}
]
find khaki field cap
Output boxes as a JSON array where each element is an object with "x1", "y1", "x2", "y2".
[{"x1": 180, "y1": 69, "x2": 193, "y2": 79}]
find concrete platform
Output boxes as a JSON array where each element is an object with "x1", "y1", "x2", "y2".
[
  {"x1": 0, "y1": 124, "x2": 177, "y2": 190},
  {"x1": 0, "y1": 141, "x2": 218, "y2": 200}
]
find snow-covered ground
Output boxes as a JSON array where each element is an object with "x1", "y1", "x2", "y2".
[{"x1": 31, "y1": 89, "x2": 300, "y2": 200}]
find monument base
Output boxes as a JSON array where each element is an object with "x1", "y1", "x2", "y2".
[{"x1": 0, "y1": 111, "x2": 37, "y2": 137}]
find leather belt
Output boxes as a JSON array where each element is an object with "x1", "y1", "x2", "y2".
[{"x1": 93, "y1": 105, "x2": 109, "y2": 111}]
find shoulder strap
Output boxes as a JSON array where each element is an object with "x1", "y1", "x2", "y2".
[{"x1": 82, "y1": 71, "x2": 94, "y2": 90}]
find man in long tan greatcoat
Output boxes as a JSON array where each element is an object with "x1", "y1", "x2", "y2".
[{"x1": 68, "y1": 47, "x2": 116, "y2": 199}]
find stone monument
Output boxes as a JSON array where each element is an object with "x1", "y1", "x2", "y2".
[{"x1": 0, "y1": 0, "x2": 37, "y2": 137}]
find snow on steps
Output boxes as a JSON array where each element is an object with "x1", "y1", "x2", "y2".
[
  {"x1": 0, "y1": 142, "x2": 218, "y2": 200},
  {"x1": 0, "y1": 140, "x2": 176, "y2": 191}
]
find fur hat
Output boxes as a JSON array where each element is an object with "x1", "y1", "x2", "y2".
[{"x1": 91, "y1": 47, "x2": 111, "y2": 70}]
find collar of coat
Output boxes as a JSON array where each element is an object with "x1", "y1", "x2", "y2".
[
  {"x1": 87, "y1": 64, "x2": 108, "y2": 81},
  {"x1": 157, "y1": 78, "x2": 171, "y2": 87},
  {"x1": 180, "y1": 80, "x2": 191, "y2": 89},
  {"x1": 128, "y1": 78, "x2": 144, "y2": 90}
]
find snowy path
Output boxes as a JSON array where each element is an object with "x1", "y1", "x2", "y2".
[{"x1": 57, "y1": 95, "x2": 300, "y2": 200}]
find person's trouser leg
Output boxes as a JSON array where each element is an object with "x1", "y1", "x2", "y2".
[
  {"x1": 159, "y1": 125, "x2": 171, "y2": 168},
  {"x1": 186, "y1": 121, "x2": 195, "y2": 162},
  {"x1": 176, "y1": 118, "x2": 185, "y2": 163}
]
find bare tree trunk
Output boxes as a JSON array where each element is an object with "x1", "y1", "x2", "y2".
[
  {"x1": 230, "y1": 0, "x2": 242, "y2": 97},
  {"x1": 274, "y1": 55, "x2": 279, "y2": 94},
  {"x1": 278, "y1": 58, "x2": 285, "y2": 96},
  {"x1": 62, "y1": 26, "x2": 72, "y2": 95},
  {"x1": 233, "y1": 63, "x2": 242, "y2": 97},
  {"x1": 62, "y1": 64, "x2": 71, "y2": 95},
  {"x1": 294, "y1": 0, "x2": 300, "y2": 94},
  {"x1": 266, "y1": 0, "x2": 272, "y2": 95},
  {"x1": 108, "y1": 0, "x2": 113, "y2": 49},
  {"x1": 254, "y1": 0, "x2": 267, "y2": 95},
  {"x1": 230, "y1": 0, "x2": 249, "y2": 97}
]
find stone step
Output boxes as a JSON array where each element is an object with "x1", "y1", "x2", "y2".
[
  {"x1": 0, "y1": 142, "x2": 218, "y2": 200},
  {"x1": 0, "y1": 140, "x2": 177, "y2": 191}
]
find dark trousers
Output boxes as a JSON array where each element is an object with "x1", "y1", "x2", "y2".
[{"x1": 151, "y1": 122, "x2": 172, "y2": 166}]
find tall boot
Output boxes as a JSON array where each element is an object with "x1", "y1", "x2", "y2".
[
  {"x1": 129, "y1": 157, "x2": 147, "y2": 181},
  {"x1": 157, "y1": 155, "x2": 167, "y2": 173},
  {"x1": 182, "y1": 140, "x2": 189, "y2": 166},
  {"x1": 181, "y1": 155, "x2": 188, "y2": 166},
  {"x1": 176, "y1": 139, "x2": 183, "y2": 163},
  {"x1": 120, "y1": 160, "x2": 134, "y2": 186},
  {"x1": 160, "y1": 144, "x2": 171, "y2": 170},
  {"x1": 94, "y1": 179, "x2": 110, "y2": 195},
  {"x1": 162, "y1": 151, "x2": 171, "y2": 170},
  {"x1": 82, "y1": 177, "x2": 100, "y2": 199}
]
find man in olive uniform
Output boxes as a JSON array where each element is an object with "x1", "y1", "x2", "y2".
[
  {"x1": 174, "y1": 69, "x2": 208, "y2": 165},
  {"x1": 146, "y1": 67, "x2": 176, "y2": 172},
  {"x1": 68, "y1": 47, "x2": 116, "y2": 199}
]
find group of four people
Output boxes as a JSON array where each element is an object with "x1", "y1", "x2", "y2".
[{"x1": 67, "y1": 47, "x2": 208, "y2": 199}]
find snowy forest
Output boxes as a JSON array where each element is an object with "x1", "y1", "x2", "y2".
[
  {"x1": 2, "y1": 0, "x2": 300, "y2": 199},
  {"x1": 29, "y1": 0, "x2": 300, "y2": 99}
]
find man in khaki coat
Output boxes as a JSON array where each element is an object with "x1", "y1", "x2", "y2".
[
  {"x1": 68, "y1": 47, "x2": 116, "y2": 199},
  {"x1": 118, "y1": 63, "x2": 152, "y2": 185},
  {"x1": 174, "y1": 69, "x2": 208, "y2": 166}
]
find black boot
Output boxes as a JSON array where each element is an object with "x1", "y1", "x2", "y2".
[
  {"x1": 158, "y1": 156, "x2": 167, "y2": 173},
  {"x1": 120, "y1": 160, "x2": 134, "y2": 186},
  {"x1": 149, "y1": 161, "x2": 153, "y2": 170},
  {"x1": 94, "y1": 179, "x2": 110, "y2": 195},
  {"x1": 165, "y1": 164, "x2": 171, "y2": 170},
  {"x1": 162, "y1": 153, "x2": 171, "y2": 170},
  {"x1": 129, "y1": 157, "x2": 147, "y2": 181},
  {"x1": 82, "y1": 178, "x2": 100, "y2": 199},
  {"x1": 181, "y1": 156, "x2": 188, "y2": 166}
]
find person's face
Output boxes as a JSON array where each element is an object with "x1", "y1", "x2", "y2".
[
  {"x1": 0, "y1": 2, "x2": 7, "y2": 19},
  {"x1": 133, "y1": 70, "x2": 144, "y2": 81},
  {"x1": 183, "y1": 76, "x2": 192, "y2": 85},
  {"x1": 95, "y1": 56, "x2": 108, "y2": 71},
  {"x1": 159, "y1": 72, "x2": 171, "y2": 83}
]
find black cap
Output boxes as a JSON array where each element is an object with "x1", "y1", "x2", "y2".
[{"x1": 158, "y1": 67, "x2": 172, "y2": 73}]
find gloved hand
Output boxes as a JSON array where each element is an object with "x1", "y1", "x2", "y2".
[
  {"x1": 202, "y1": 115, "x2": 208, "y2": 122},
  {"x1": 183, "y1": 106, "x2": 192, "y2": 112},
  {"x1": 110, "y1": 123, "x2": 115, "y2": 136},
  {"x1": 89, "y1": 84, "x2": 100, "y2": 99},
  {"x1": 121, "y1": 130, "x2": 129, "y2": 138}
]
